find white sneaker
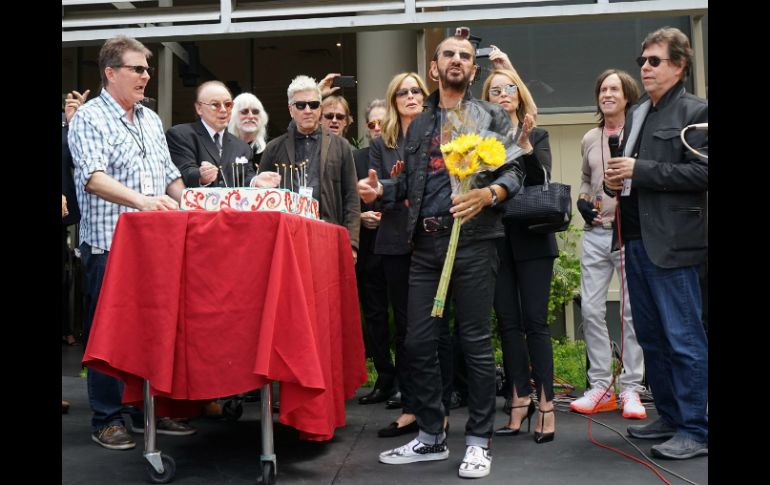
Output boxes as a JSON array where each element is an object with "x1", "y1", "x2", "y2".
[
  {"x1": 569, "y1": 388, "x2": 617, "y2": 414},
  {"x1": 619, "y1": 390, "x2": 647, "y2": 419},
  {"x1": 458, "y1": 445, "x2": 491, "y2": 478},
  {"x1": 379, "y1": 438, "x2": 449, "y2": 464}
]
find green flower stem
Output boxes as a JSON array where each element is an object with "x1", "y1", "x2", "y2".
[
  {"x1": 430, "y1": 177, "x2": 472, "y2": 318},
  {"x1": 431, "y1": 215, "x2": 461, "y2": 318}
]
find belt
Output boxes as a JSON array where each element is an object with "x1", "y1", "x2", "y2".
[
  {"x1": 418, "y1": 215, "x2": 454, "y2": 233},
  {"x1": 588, "y1": 221, "x2": 614, "y2": 230}
]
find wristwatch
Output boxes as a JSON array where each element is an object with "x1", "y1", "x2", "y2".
[{"x1": 488, "y1": 186, "x2": 498, "y2": 207}]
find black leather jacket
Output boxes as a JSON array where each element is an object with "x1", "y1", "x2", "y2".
[{"x1": 381, "y1": 90, "x2": 523, "y2": 246}]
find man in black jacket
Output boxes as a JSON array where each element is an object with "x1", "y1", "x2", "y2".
[
  {"x1": 605, "y1": 27, "x2": 708, "y2": 460},
  {"x1": 359, "y1": 31, "x2": 522, "y2": 479}
]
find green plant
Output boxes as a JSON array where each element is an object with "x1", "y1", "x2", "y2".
[
  {"x1": 349, "y1": 136, "x2": 364, "y2": 150},
  {"x1": 548, "y1": 221, "x2": 581, "y2": 324},
  {"x1": 551, "y1": 336, "x2": 586, "y2": 389}
]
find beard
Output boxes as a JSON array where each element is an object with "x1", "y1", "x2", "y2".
[
  {"x1": 239, "y1": 121, "x2": 258, "y2": 133},
  {"x1": 438, "y1": 65, "x2": 471, "y2": 91}
]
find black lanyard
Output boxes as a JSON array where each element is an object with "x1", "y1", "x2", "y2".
[{"x1": 120, "y1": 112, "x2": 146, "y2": 158}]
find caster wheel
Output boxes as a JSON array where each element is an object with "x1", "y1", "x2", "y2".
[
  {"x1": 223, "y1": 399, "x2": 243, "y2": 421},
  {"x1": 145, "y1": 454, "x2": 176, "y2": 484},
  {"x1": 257, "y1": 461, "x2": 275, "y2": 485}
]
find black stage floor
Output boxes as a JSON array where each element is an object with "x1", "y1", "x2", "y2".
[{"x1": 63, "y1": 344, "x2": 707, "y2": 485}]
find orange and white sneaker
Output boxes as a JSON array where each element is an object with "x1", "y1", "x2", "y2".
[
  {"x1": 569, "y1": 388, "x2": 617, "y2": 414},
  {"x1": 619, "y1": 390, "x2": 647, "y2": 419}
]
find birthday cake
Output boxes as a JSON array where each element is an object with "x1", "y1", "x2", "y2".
[{"x1": 181, "y1": 187, "x2": 320, "y2": 220}]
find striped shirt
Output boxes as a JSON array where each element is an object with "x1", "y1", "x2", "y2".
[{"x1": 68, "y1": 89, "x2": 181, "y2": 251}]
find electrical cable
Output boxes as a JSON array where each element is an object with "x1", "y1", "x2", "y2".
[{"x1": 557, "y1": 406, "x2": 700, "y2": 485}]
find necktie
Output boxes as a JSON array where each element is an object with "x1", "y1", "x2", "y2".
[{"x1": 213, "y1": 132, "x2": 222, "y2": 156}]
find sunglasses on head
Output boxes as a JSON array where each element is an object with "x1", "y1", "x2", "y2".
[
  {"x1": 323, "y1": 113, "x2": 346, "y2": 121},
  {"x1": 199, "y1": 100, "x2": 234, "y2": 111},
  {"x1": 636, "y1": 55, "x2": 671, "y2": 68},
  {"x1": 117, "y1": 65, "x2": 155, "y2": 75},
  {"x1": 489, "y1": 84, "x2": 517, "y2": 97},
  {"x1": 292, "y1": 100, "x2": 321, "y2": 110},
  {"x1": 239, "y1": 108, "x2": 260, "y2": 115},
  {"x1": 396, "y1": 86, "x2": 423, "y2": 98},
  {"x1": 367, "y1": 119, "x2": 382, "y2": 130}
]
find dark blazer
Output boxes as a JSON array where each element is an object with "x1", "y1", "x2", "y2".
[
  {"x1": 62, "y1": 112, "x2": 80, "y2": 226},
  {"x1": 500, "y1": 127, "x2": 558, "y2": 261},
  {"x1": 166, "y1": 120, "x2": 255, "y2": 188},
  {"x1": 369, "y1": 136, "x2": 411, "y2": 255},
  {"x1": 620, "y1": 82, "x2": 708, "y2": 268},
  {"x1": 260, "y1": 124, "x2": 360, "y2": 250},
  {"x1": 353, "y1": 146, "x2": 377, "y2": 255}
]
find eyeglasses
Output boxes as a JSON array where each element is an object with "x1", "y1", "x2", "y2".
[
  {"x1": 292, "y1": 100, "x2": 321, "y2": 110},
  {"x1": 239, "y1": 108, "x2": 260, "y2": 115},
  {"x1": 636, "y1": 56, "x2": 671, "y2": 68},
  {"x1": 396, "y1": 86, "x2": 423, "y2": 98},
  {"x1": 367, "y1": 119, "x2": 382, "y2": 130},
  {"x1": 323, "y1": 113, "x2": 347, "y2": 121},
  {"x1": 198, "y1": 100, "x2": 234, "y2": 111},
  {"x1": 117, "y1": 65, "x2": 155, "y2": 75},
  {"x1": 489, "y1": 84, "x2": 517, "y2": 97},
  {"x1": 441, "y1": 49, "x2": 473, "y2": 61}
]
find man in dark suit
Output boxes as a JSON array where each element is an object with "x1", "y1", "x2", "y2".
[
  {"x1": 260, "y1": 75, "x2": 360, "y2": 258},
  {"x1": 605, "y1": 27, "x2": 708, "y2": 460},
  {"x1": 166, "y1": 81, "x2": 256, "y2": 188}
]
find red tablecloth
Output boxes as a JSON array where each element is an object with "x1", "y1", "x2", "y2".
[{"x1": 82, "y1": 210, "x2": 366, "y2": 441}]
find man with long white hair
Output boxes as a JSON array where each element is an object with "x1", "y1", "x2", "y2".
[{"x1": 228, "y1": 92, "x2": 269, "y2": 170}]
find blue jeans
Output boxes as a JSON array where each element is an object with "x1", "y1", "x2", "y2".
[
  {"x1": 81, "y1": 243, "x2": 141, "y2": 431},
  {"x1": 624, "y1": 240, "x2": 708, "y2": 443}
]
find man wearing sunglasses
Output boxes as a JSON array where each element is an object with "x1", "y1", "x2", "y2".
[
  {"x1": 68, "y1": 35, "x2": 189, "y2": 451},
  {"x1": 166, "y1": 81, "x2": 259, "y2": 188},
  {"x1": 260, "y1": 75, "x2": 360, "y2": 260},
  {"x1": 359, "y1": 29, "x2": 522, "y2": 479},
  {"x1": 604, "y1": 27, "x2": 708, "y2": 460}
]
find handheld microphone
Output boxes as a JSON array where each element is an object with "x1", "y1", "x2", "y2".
[{"x1": 604, "y1": 133, "x2": 621, "y2": 197}]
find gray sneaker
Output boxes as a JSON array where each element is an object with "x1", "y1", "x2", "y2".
[
  {"x1": 92, "y1": 424, "x2": 136, "y2": 450},
  {"x1": 651, "y1": 435, "x2": 708, "y2": 459},
  {"x1": 627, "y1": 418, "x2": 676, "y2": 439}
]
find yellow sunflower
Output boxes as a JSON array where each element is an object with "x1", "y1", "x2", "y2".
[{"x1": 475, "y1": 136, "x2": 506, "y2": 168}]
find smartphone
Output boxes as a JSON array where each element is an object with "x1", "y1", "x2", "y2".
[
  {"x1": 476, "y1": 47, "x2": 493, "y2": 59},
  {"x1": 332, "y1": 76, "x2": 356, "y2": 88}
]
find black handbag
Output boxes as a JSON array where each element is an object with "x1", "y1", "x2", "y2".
[{"x1": 502, "y1": 164, "x2": 572, "y2": 234}]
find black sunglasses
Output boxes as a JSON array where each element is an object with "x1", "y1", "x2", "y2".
[
  {"x1": 117, "y1": 65, "x2": 155, "y2": 75},
  {"x1": 396, "y1": 86, "x2": 423, "y2": 98},
  {"x1": 323, "y1": 113, "x2": 346, "y2": 121},
  {"x1": 239, "y1": 108, "x2": 260, "y2": 115},
  {"x1": 292, "y1": 100, "x2": 321, "y2": 110},
  {"x1": 636, "y1": 56, "x2": 671, "y2": 68}
]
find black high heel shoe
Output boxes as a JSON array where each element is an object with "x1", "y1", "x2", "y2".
[
  {"x1": 495, "y1": 400, "x2": 535, "y2": 436},
  {"x1": 533, "y1": 407, "x2": 555, "y2": 444}
]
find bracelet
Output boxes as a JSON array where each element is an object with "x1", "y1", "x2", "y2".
[{"x1": 488, "y1": 186, "x2": 498, "y2": 207}]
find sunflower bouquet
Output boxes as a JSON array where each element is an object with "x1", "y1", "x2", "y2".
[{"x1": 430, "y1": 132, "x2": 506, "y2": 318}]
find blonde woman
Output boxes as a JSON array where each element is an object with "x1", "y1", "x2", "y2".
[{"x1": 483, "y1": 67, "x2": 558, "y2": 444}]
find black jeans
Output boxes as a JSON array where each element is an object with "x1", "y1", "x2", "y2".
[
  {"x1": 406, "y1": 231, "x2": 498, "y2": 440},
  {"x1": 494, "y1": 237, "x2": 555, "y2": 403}
]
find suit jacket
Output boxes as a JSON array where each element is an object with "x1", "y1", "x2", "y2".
[
  {"x1": 166, "y1": 120, "x2": 255, "y2": 188},
  {"x1": 500, "y1": 127, "x2": 558, "y2": 261},
  {"x1": 369, "y1": 136, "x2": 411, "y2": 256},
  {"x1": 260, "y1": 124, "x2": 360, "y2": 250},
  {"x1": 353, "y1": 146, "x2": 377, "y2": 256},
  {"x1": 62, "y1": 112, "x2": 80, "y2": 226},
  {"x1": 618, "y1": 82, "x2": 708, "y2": 268}
]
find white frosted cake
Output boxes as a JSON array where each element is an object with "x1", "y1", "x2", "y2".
[{"x1": 181, "y1": 187, "x2": 319, "y2": 220}]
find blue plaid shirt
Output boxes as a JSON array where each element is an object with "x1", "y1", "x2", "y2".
[{"x1": 68, "y1": 90, "x2": 181, "y2": 251}]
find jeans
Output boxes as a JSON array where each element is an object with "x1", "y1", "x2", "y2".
[
  {"x1": 580, "y1": 227, "x2": 644, "y2": 392},
  {"x1": 407, "y1": 232, "x2": 498, "y2": 446},
  {"x1": 81, "y1": 242, "x2": 140, "y2": 431},
  {"x1": 624, "y1": 240, "x2": 708, "y2": 443}
]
